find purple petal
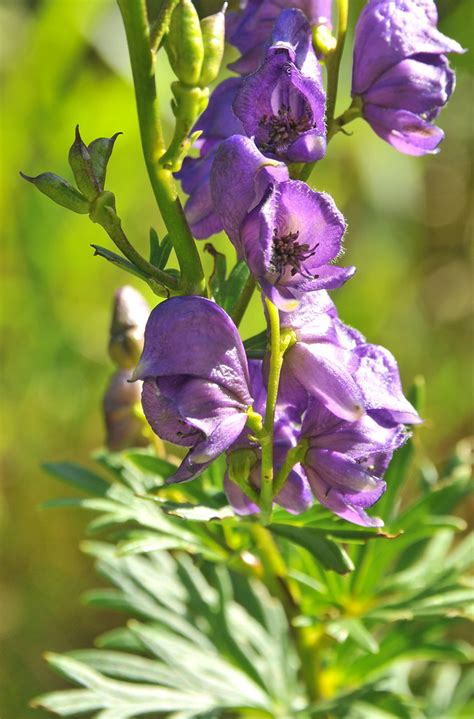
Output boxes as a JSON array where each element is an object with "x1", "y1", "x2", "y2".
[
  {"x1": 353, "y1": 344, "x2": 422, "y2": 425},
  {"x1": 275, "y1": 463, "x2": 313, "y2": 513},
  {"x1": 224, "y1": 475, "x2": 259, "y2": 515},
  {"x1": 352, "y1": 0, "x2": 464, "y2": 97},
  {"x1": 363, "y1": 104, "x2": 445, "y2": 155},
  {"x1": 211, "y1": 136, "x2": 289, "y2": 252},
  {"x1": 134, "y1": 297, "x2": 251, "y2": 405},
  {"x1": 286, "y1": 343, "x2": 365, "y2": 421}
]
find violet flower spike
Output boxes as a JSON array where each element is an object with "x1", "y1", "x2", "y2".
[
  {"x1": 132, "y1": 297, "x2": 253, "y2": 483},
  {"x1": 352, "y1": 0, "x2": 464, "y2": 155},
  {"x1": 238, "y1": 179, "x2": 355, "y2": 310},
  {"x1": 227, "y1": 0, "x2": 333, "y2": 74},
  {"x1": 233, "y1": 9, "x2": 327, "y2": 164},
  {"x1": 300, "y1": 399, "x2": 409, "y2": 527}
]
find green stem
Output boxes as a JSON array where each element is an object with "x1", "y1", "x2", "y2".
[
  {"x1": 150, "y1": 0, "x2": 179, "y2": 53},
  {"x1": 300, "y1": 0, "x2": 349, "y2": 183},
  {"x1": 100, "y1": 214, "x2": 179, "y2": 291},
  {"x1": 117, "y1": 0, "x2": 206, "y2": 296},
  {"x1": 325, "y1": 0, "x2": 349, "y2": 137},
  {"x1": 259, "y1": 299, "x2": 287, "y2": 523},
  {"x1": 230, "y1": 274, "x2": 256, "y2": 327}
]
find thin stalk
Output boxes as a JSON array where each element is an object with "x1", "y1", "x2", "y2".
[
  {"x1": 326, "y1": 0, "x2": 349, "y2": 137},
  {"x1": 230, "y1": 274, "x2": 256, "y2": 327},
  {"x1": 94, "y1": 204, "x2": 179, "y2": 291},
  {"x1": 300, "y1": 0, "x2": 349, "y2": 183},
  {"x1": 117, "y1": 0, "x2": 206, "y2": 296}
]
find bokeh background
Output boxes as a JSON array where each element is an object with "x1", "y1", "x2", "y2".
[{"x1": 0, "y1": 0, "x2": 472, "y2": 715}]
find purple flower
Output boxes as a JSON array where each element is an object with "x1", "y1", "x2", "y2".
[
  {"x1": 227, "y1": 1, "x2": 333, "y2": 74},
  {"x1": 281, "y1": 291, "x2": 421, "y2": 424},
  {"x1": 132, "y1": 297, "x2": 253, "y2": 482},
  {"x1": 175, "y1": 78, "x2": 245, "y2": 239},
  {"x1": 300, "y1": 399, "x2": 408, "y2": 526},
  {"x1": 210, "y1": 135, "x2": 289, "y2": 254},
  {"x1": 352, "y1": 0, "x2": 464, "y2": 155},
  {"x1": 236, "y1": 180, "x2": 355, "y2": 310},
  {"x1": 233, "y1": 9, "x2": 327, "y2": 164}
]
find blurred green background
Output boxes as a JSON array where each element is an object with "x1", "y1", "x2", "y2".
[{"x1": 0, "y1": 0, "x2": 472, "y2": 715}]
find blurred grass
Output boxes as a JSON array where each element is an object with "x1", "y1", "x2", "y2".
[{"x1": 0, "y1": 0, "x2": 472, "y2": 715}]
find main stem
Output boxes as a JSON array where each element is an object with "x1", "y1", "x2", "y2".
[
  {"x1": 117, "y1": 0, "x2": 206, "y2": 296},
  {"x1": 259, "y1": 299, "x2": 285, "y2": 522}
]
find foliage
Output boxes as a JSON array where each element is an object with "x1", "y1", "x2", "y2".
[{"x1": 33, "y1": 425, "x2": 473, "y2": 717}]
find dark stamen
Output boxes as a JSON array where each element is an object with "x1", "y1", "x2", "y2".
[
  {"x1": 259, "y1": 104, "x2": 315, "y2": 155},
  {"x1": 271, "y1": 228, "x2": 319, "y2": 280}
]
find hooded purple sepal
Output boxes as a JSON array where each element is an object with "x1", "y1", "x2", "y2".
[
  {"x1": 352, "y1": 0, "x2": 464, "y2": 155},
  {"x1": 210, "y1": 136, "x2": 289, "y2": 255},
  {"x1": 134, "y1": 297, "x2": 253, "y2": 482},
  {"x1": 240, "y1": 179, "x2": 353, "y2": 310},
  {"x1": 301, "y1": 400, "x2": 409, "y2": 527},
  {"x1": 227, "y1": 1, "x2": 334, "y2": 74}
]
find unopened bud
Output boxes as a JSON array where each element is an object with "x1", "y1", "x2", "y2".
[
  {"x1": 312, "y1": 23, "x2": 337, "y2": 57},
  {"x1": 103, "y1": 369, "x2": 149, "y2": 451},
  {"x1": 108, "y1": 285, "x2": 150, "y2": 369},
  {"x1": 20, "y1": 172, "x2": 90, "y2": 214},
  {"x1": 198, "y1": 6, "x2": 226, "y2": 87},
  {"x1": 69, "y1": 126, "x2": 121, "y2": 201},
  {"x1": 166, "y1": 0, "x2": 204, "y2": 86}
]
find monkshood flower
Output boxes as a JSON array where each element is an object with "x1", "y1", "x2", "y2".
[
  {"x1": 132, "y1": 297, "x2": 253, "y2": 482},
  {"x1": 233, "y1": 9, "x2": 326, "y2": 163},
  {"x1": 352, "y1": 0, "x2": 464, "y2": 155},
  {"x1": 280, "y1": 290, "x2": 422, "y2": 425},
  {"x1": 225, "y1": 361, "x2": 312, "y2": 515},
  {"x1": 175, "y1": 77, "x2": 245, "y2": 238},
  {"x1": 210, "y1": 135, "x2": 289, "y2": 253},
  {"x1": 300, "y1": 399, "x2": 408, "y2": 526},
  {"x1": 236, "y1": 179, "x2": 355, "y2": 310},
  {"x1": 227, "y1": 0, "x2": 333, "y2": 74}
]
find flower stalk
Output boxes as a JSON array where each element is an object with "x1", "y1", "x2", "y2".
[{"x1": 117, "y1": 0, "x2": 206, "y2": 296}]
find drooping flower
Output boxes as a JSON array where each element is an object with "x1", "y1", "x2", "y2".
[
  {"x1": 210, "y1": 135, "x2": 289, "y2": 254},
  {"x1": 132, "y1": 297, "x2": 253, "y2": 482},
  {"x1": 280, "y1": 290, "x2": 421, "y2": 424},
  {"x1": 233, "y1": 9, "x2": 327, "y2": 164},
  {"x1": 227, "y1": 0, "x2": 333, "y2": 74},
  {"x1": 352, "y1": 0, "x2": 464, "y2": 155},
  {"x1": 300, "y1": 399, "x2": 408, "y2": 526},
  {"x1": 236, "y1": 179, "x2": 355, "y2": 310},
  {"x1": 175, "y1": 78, "x2": 245, "y2": 239}
]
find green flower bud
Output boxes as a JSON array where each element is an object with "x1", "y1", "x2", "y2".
[
  {"x1": 108, "y1": 285, "x2": 150, "y2": 369},
  {"x1": 312, "y1": 23, "x2": 337, "y2": 58},
  {"x1": 198, "y1": 6, "x2": 226, "y2": 87},
  {"x1": 227, "y1": 447, "x2": 259, "y2": 500},
  {"x1": 166, "y1": 0, "x2": 204, "y2": 86},
  {"x1": 69, "y1": 126, "x2": 121, "y2": 201},
  {"x1": 20, "y1": 172, "x2": 90, "y2": 214}
]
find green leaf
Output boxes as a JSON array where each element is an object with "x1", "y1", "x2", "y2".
[
  {"x1": 327, "y1": 618, "x2": 379, "y2": 654},
  {"x1": 91, "y1": 244, "x2": 150, "y2": 281},
  {"x1": 42, "y1": 462, "x2": 110, "y2": 496},
  {"x1": 244, "y1": 330, "x2": 268, "y2": 359},
  {"x1": 270, "y1": 524, "x2": 355, "y2": 574},
  {"x1": 149, "y1": 228, "x2": 173, "y2": 269}
]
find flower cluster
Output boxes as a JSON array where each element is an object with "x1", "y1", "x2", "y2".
[{"x1": 133, "y1": 0, "x2": 460, "y2": 526}]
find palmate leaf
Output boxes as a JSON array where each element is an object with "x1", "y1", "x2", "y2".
[{"x1": 34, "y1": 542, "x2": 302, "y2": 718}]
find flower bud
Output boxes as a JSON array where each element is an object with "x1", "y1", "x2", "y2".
[
  {"x1": 198, "y1": 6, "x2": 226, "y2": 87},
  {"x1": 166, "y1": 0, "x2": 204, "y2": 87},
  {"x1": 19, "y1": 172, "x2": 90, "y2": 214},
  {"x1": 103, "y1": 369, "x2": 149, "y2": 451},
  {"x1": 160, "y1": 83, "x2": 209, "y2": 171},
  {"x1": 69, "y1": 126, "x2": 121, "y2": 201},
  {"x1": 108, "y1": 285, "x2": 150, "y2": 369}
]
